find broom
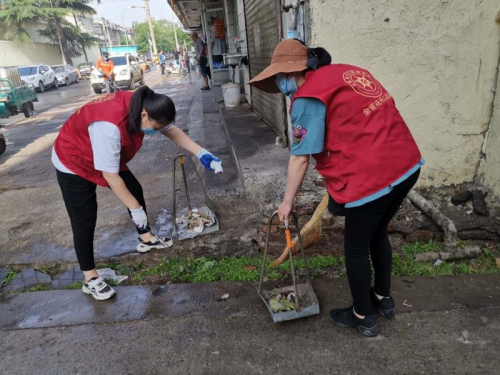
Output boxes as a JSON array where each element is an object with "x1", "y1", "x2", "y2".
[{"x1": 271, "y1": 193, "x2": 329, "y2": 268}]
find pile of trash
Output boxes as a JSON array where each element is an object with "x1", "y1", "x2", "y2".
[
  {"x1": 268, "y1": 288, "x2": 298, "y2": 313},
  {"x1": 175, "y1": 206, "x2": 216, "y2": 237}
]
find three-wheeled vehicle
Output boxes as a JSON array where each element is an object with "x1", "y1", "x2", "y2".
[{"x1": 0, "y1": 66, "x2": 38, "y2": 120}]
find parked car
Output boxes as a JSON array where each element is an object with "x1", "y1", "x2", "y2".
[
  {"x1": 77, "y1": 63, "x2": 92, "y2": 79},
  {"x1": 18, "y1": 64, "x2": 58, "y2": 93},
  {"x1": 51, "y1": 64, "x2": 80, "y2": 86},
  {"x1": 90, "y1": 55, "x2": 144, "y2": 94}
]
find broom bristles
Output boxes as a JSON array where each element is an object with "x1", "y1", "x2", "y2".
[{"x1": 271, "y1": 193, "x2": 329, "y2": 268}]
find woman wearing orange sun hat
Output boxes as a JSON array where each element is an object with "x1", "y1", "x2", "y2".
[{"x1": 249, "y1": 38, "x2": 424, "y2": 337}]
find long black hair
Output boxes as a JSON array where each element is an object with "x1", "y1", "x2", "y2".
[
  {"x1": 293, "y1": 38, "x2": 332, "y2": 70},
  {"x1": 128, "y1": 85, "x2": 176, "y2": 133}
]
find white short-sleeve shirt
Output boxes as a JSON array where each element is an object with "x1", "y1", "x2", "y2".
[{"x1": 52, "y1": 121, "x2": 121, "y2": 174}]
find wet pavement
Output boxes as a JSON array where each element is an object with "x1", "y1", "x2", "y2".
[
  {"x1": 0, "y1": 80, "x2": 93, "y2": 128},
  {"x1": 1, "y1": 275, "x2": 499, "y2": 374},
  {"x1": 0, "y1": 70, "x2": 254, "y2": 267}
]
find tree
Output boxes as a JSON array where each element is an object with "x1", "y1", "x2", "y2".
[
  {"x1": 133, "y1": 19, "x2": 192, "y2": 55},
  {"x1": 0, "y1": 0, "x2": 68, "y2": 43},
  {"x1": 0, "y1": 0, "x2": 99, "y2": 65}
]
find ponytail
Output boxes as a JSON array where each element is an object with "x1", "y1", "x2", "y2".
[
  {"x1": 292, "y1": 38, "x2": 332, "y2": 70},
  {"x1": 307, "y1": 47, "x2": 332, "y2": 70},
  {"x1": 128, "y1": 85, "x2": 176, "y2": 133}
]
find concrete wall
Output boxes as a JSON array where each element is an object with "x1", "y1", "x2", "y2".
[
  {"x1": 310, "y1": 0, "x2": 500, "y2": 189},
  {"x1": 0, "y1": 41, "x2": 101, "y2": 68},
  {"x1": 0, "y1": 41, "x2": 63, "y2": 66},
  {"x1": 481, "y1": 65, "x2": 500, "y2": 196}
]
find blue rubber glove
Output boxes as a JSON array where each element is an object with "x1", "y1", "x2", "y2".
[{"x1": 197, "y1": 149, "x2": 222, "y2": 172}]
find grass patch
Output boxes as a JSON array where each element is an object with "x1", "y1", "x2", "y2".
[
  {"x1": 402, "y1": 240, "x2": 443, "y2": 255},
  {"x1": 62, "y1": 282, "x2": 83, "y2": 290},
  {"x1": 26, "y1": 284, "x2": 52, "y2": 292},
  {"x1": 2, "y1": 267, "x2": 19, "y2": 287},
  {"x1": 131, "y1": 255, "x2": 346, "y2": 284}
]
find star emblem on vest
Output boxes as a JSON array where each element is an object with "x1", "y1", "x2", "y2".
[
  {"x1": 343, "y1": 70, "x2": 383, "y2": 98},
  {"x1": 293, "y1": 125, "x2": 307, "y2": 144}
]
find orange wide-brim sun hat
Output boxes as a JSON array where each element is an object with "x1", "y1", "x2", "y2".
[{"x1": 248, "y1": 39, "x2": 309, "y2": 93}]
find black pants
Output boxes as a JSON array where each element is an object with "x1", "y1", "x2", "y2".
[
  {"x1": 160, "y1": 63, "x2": 165, "y2": 75},
  {"x1": 344, "y1": 169, "x2": 420, "y2": 316},
  {"x1": 56, "y1": 169, "x2": 148, "y2": 271}
]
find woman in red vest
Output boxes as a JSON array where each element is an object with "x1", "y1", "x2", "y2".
[
  {"x1": 249, "y1": 39, "x2": 423, "y2": 337},
  {"x1": 52, "y1": 86, "x2": 222, "y2": 300}
]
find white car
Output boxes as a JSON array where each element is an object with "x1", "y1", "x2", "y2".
[
  {"x1": 90, "y1": 55, "x2": 144, "y2": 94},
  {"x1": 51, "y1": 64, "x2": 80, "y2": 86},
  {"x1": 18, "y1": 64, "x2": 59, "y2": 93}
]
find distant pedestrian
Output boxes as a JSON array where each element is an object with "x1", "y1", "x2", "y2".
[
  {"x1": 191, "y1": 32, "x2": 210, "y2": 90},
  {"x1": 183, "y1": 46, "x2": 190, "y2": 73},
  {"x1": 51, "y1": 86, "x2": 223, "y2": 301},
  {"x1": 159, "y1": 50, "x2": 166, "y2": 75},
  {"x1": 249, "y1": 39, "x2": 424, "y2": 337},
  {"x1": 96, "y1": 51, "x2": 114, "y2": 94}
]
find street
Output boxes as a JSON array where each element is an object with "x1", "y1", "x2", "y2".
[{"x1": 0, "y1": 79, "x2": 93, "y2": 128}]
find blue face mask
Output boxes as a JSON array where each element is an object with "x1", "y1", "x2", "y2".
[
  {"x1": 275, "y1": 73, "x2": 298, "y2": 96},
  {"x1": 142, "y1": 127, "x2": 159, "y2": 136},
  {"x1": 141, "y1": 117, "x2": 159, "y2": 136}
]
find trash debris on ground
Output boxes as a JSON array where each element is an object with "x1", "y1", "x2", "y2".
[
  {"x1": 97, "y1": 268, "x2": 128, "y2": 284},
  {"x1": 434, "y1": 259, "x2": 444, "y2": 266},
  {"x1": 451, "y1": 189, "x2": 489, "y2": 217},
  {"x1": 403, "y1": 300, "x2": 413, "y2": 307},
  {"x1": 175, "y1": 206, "x2": 216, "y2": 238},
  {"x1": 268, "y1": 289, "x2": 298, "y2": 313},
  {"x1": 451, "y1": 190, "x2": 472, "y2": 205},
  {"x1": 221, "y1": 293, "x2": 230, "y2": 300},
  {"x1": 471, "y1": 190, "x2": 489, "y2": 217}
]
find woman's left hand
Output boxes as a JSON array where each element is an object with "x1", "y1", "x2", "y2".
[{"x1": 278, "y1": 200, "x2": 293, "y2": 223}]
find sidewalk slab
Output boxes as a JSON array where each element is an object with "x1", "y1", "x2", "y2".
[
  {"x1": 1, "y1": 274, "x2": 499, "y2": 329},
  {"x1": 1, "y1": 275, "x2": 500, "y2": 374},
  {"x1": 2, "y1": 268, "x2": 52, "y2": 292}
]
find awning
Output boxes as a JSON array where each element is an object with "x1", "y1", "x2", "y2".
[{"x1": 168, "y1": 0, "x2": 203, "y2": 30}]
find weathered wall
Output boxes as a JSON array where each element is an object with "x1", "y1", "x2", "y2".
[
  {"x1": 310, "y1": 0, "x2": 500, "y2": 189},
  {"x1": 481, "y1": 62, "x2": 500, "y2": 196}
]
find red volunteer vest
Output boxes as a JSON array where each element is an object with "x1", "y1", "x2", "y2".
[
  {"x1": 292, "y1": 64, "x2": 421, "y2": 204},
  {"x1": 54, "y1": 91, "x2": 144, "y2": 187}
]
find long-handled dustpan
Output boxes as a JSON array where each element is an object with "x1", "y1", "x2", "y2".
[
  {"x1": 257, "y1": 211, "x2": 320, "y2": 323},
  {"x1": 172, "y1": 154, "x2": 219, "y2": 240}
]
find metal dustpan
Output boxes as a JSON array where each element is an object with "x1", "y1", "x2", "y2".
[
  {"x1": 257, "y1": 211, "x2": 320, "y2": 323},
  {"x1": 172, "y1": 154, "x2": 219, "y2": 240}
]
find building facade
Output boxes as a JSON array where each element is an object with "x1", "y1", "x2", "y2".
[{"x1": 170, "y1": 0, "x2": 500, "y2": 197}]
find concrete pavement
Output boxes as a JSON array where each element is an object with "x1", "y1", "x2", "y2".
[
  {"x1": 1, "y1": 275, "x2": 499, "y2": 374},
  {"x1": 0, "y1": 80, "x2": 93, "y2": 128}
]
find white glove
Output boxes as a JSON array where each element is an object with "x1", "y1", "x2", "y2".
[
  {"x1": 197, "y1": 149, "x2": 223, "y2": 174},
  {"x1": 130, "y1": 206, "x2": 148, "y2": 229}
]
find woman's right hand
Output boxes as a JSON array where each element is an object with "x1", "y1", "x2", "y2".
[{"x1": 130, "y1": 206, "x2": 148, "y2": 229}]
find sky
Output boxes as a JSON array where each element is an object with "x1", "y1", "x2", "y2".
[{"x1": 90, "y1": 0, "x2": 181, "y2": 28}]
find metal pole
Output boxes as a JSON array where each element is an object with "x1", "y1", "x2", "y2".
[
  {"x1": 143, "y1": 0, "x2": 158, "y2": 58},
  {"x1": 121, "y1": 10, "x2": 129, "y2": 47}
]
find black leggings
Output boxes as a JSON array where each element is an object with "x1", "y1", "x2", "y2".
[
  {"x1": 56, "y1": 169, "x2": 148, "y2": 271},
  {"x1": 344, "y1": 169, "x2": 420, "y2": 316}
]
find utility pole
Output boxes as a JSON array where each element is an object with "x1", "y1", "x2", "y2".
[
  {"x1": 173, "y1": 21, "x2": 179, "y2": 51},
  {"x1": 143, "y1": 0, "x2": 158, "y2": 57}
]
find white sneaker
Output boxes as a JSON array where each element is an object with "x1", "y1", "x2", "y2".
[
  {"x1": 136, "y1": 236, "x2": 173, "y2": 253},
  {"x1": 82, "y1": 276, "x2": 116, "y2": 300}
]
